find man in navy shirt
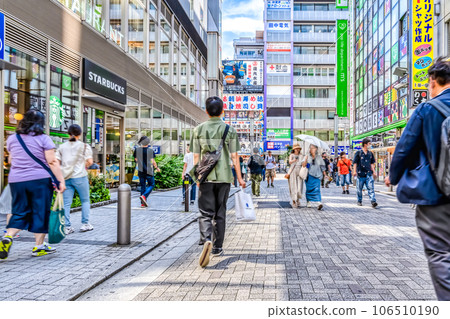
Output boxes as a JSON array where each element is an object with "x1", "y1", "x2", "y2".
[
  {"x1": 352, "y1": 138, "x2": 378, "y2": 208},
  {"x1": 385, "y1": 58, "x2": 450, "y2": 300}
]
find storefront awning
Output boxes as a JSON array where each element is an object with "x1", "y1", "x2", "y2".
[
  {"x1": 350, "y1": 120, "x2": 407, "y2": 141},
  {"x1": 0, "y1": 60, "x2": 26, "y2": 71}
]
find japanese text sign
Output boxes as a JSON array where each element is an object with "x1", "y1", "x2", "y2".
[
  {"x1": 412, "y1": 0, "x2": 433, "y2": 90},
  {"x1": 336, "y1": 20, "x2": 348, "y2": 117},
  {"x1": 267, "y1": 1, "x2": 291, "y2": 9},
  {"x1": 223, "y1": 94, "x2": 264, "y2": 111},
  {"x1": 267, "y1": 22, "x2": 290, "y2": 31}
]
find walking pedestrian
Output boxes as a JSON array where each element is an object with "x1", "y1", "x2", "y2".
[
  {"x1": 261, "y1": 154, "x2": 266, "y2": 182},
  {"x1": 56, "y1": 124, "x2": 94, "y2": 234},
  {"x1": 133, "y1": 136, "x2": 160, "y2": 207},
  {"x1": 247, "y1": 148, "x2": 264, "y2": 197},
  {"x1": 352, "y1": 138, "x2": 378, "y2": 207},
  {"x1": 0, "y1": 110, "x2": 65, "y2": 260},
  {"x1": 288, "y1": 144, "x2": 304, "y2": 208},
  {"x1": 333, "y1": 157, "x2": 340, "y2": 187},
  {"x1": 265, "y1": 151, "x2": 276, "y2": 187},
  {"x1": 303, "y1": 145, "x2": 325, "y2": 210},
  {"x1": 191, "y1": 96, "x2": 245, "y2": 267},
  {"x1": 181, "y1": 144, "x2": 196, "y2": 205},
  {"x1": 321, "y1": 153, "x2": 331, "y2": 188},
  {"x1": 385, "y1": 58, "x2": 450, "y2": 300},
  {"x1": 337, "y1": 151, "x2": 352, "y2": 194}
]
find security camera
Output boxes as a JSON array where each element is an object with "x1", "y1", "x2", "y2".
[
  {"x1": 393, "y1": 67, "x2": 408, "y2": 77},
  {"x1": 393, "y1": 82, "x2": 408, "y2": 90}
]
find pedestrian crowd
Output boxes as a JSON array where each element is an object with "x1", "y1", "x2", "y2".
[{"x1": 1, "y1": 58, "x2": 450, "y2": 303}]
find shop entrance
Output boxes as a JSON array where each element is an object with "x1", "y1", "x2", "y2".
[{"x1": 83, "y1": 106, "x2": 123, "y2": 188}]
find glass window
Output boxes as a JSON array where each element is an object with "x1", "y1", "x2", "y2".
[
  {"x1": 294, "y1": 3, "x2": 301, "y2": 11},
  {"x1": 315, "y1": 25, "x2": 328, "y2": 33},
  {"x1": 300, "y1": 25, "x2": 313, "y2": 33},
  {"x1": 152, "y1": 110, "x2": 162, "y2": 141},
  {"x1": 49, "y1": 65, "x2": 80, "y2": 144},
  {"x1": 293, "y1": 88, "x2": 301, "y2": 97},
  {"x1": 315, "y1": 68, "x2": 321, "y2": 76},
  {"x1": 301, "y1": 110, "x2": 314, "y2": 119},
  {"x1": 302, "y1": 46, "x2": 314, "y2": 54},
  {"x1": 85, "y1": 0, "x2": 106, "y2": 35},
  {"x1": 327, "y1": 111, "x2": 335, "y2": 119},
  {"x1": 110, "y1": 0, "x2": 125, "y2": 49},
  {"x1": 300, "y1": 4, "x2": 314, "y2": 11},
  {"x1": 315, "y1": 4, "x2": 328, "y2": 11},
  {"x1": 149, "y1": 0, "x2": 157, "y2": 18},
  {"x1": 329, "y1": 67, "x2": 335, "y2": 76},
  {"x1": 293, "y1": 66, "x2": 301, "y2": 76},
  {"x1": 328, "y1": 46, "x2": 336, "y2": 54},
  {"x1": 315, "y1": 47, "x2": 328, "y2": 54},
  {"x1": 128, "y1": 0, "x2": 144, "y2": 62},
  {"x1": 307, "y1": 68, "x2": 314, "y2": 76}
]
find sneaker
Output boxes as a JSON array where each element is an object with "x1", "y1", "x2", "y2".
[
  {"x1": 372, "y1": 202, "x2": 378, "y2": 208},
  {"x1": 32, "y1": 243, "x2": 56, "y2": 257},
  {"x1": 342, "y1": 190, "x2": 346, "y2": 194},
  {"x1": 317, "y1": 203, "x2": 323, "y2": 210},
  {"x1": 211, "y1": 248, "x2": 224, "y2": 257},
  {"x1": 0, "y1": 236, "x2": 13, "y2": 260},
  {"x1": 346, "y1": 190, "x2": 350, "y2": 194},
  {"x1": 190, "y1": 200, "x2": 195, "y2": 205},
  {"x1": 306, "y1": 202, "x2": 312, "y2": 208},
  {"x1": 357, "y1": 202, "x2": 362, "y2": 206},
  {"x1": 65, "y1": 226, "x2": 75, "y2": 235},
  {"x1": 80, "y1": 224, "x2": 94, "y2": 232},
  {"x1": 199, "y1": 240, "x2": 212, "y2": 268},
  {"x1": 140, "y1": 195, "x2": 148, "y2": 207}
]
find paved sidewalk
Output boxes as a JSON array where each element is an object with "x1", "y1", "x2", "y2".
[
  {"x1": 0, "y1": 186, "x2": 240, "y2": 301},
  {"x1": 117, "y1": 177, "x2": 434, "y2": 301}
]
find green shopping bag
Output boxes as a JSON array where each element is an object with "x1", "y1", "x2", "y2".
[{"x1": 48, "y1": 192, "x2": 66, "y2": 244}]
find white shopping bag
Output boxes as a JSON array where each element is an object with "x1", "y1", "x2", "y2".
[
  {"x1": 0, "y1": 184, "x2": 12, "y2": 215},
  {"x1": 235, "y1": 187, "x2": 256, "y2": 222}
]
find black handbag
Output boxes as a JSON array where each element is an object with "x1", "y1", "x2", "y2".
[{"x1": 195, "y1": 125, "x2": 230, "y2": 184}]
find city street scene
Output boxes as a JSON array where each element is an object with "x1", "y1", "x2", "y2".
[{"x1": 0, "y1": 0, "x2": 450, "y2": 317}]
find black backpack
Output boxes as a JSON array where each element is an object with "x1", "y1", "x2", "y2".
[
  {"x1": 194, "y1": 125, "x2": 229, "y2": 184},
  {"x1": 426, "y1": 99, "x2": 450, "y2": 197}
]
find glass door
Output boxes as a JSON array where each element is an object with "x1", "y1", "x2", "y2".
[{"x1": 105, "y1": 115, "x2": 121, "y2": 187}]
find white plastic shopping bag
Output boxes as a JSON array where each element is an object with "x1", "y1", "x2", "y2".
[
  {"x1": 0, "y1": 184, "x2": 12, "y2": 215},
  {"x1": 235, "y1": 187, "x2": 256, "y2": 222}
]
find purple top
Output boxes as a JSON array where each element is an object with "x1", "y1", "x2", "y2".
[{"x1": 7, "y1": 134, "x2": 56, "y2": 183}]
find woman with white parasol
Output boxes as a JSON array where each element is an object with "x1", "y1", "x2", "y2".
[
  {"x1": 287, "y1": 143, "x2": 304, "y2": 208},
  {"x1": 295, "y1": 135, "x2": 328, "y2": 210}
]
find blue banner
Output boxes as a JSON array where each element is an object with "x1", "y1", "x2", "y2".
[
  {"x1": 265, "y1": 141, "x2": 290, "y2": 152},
  {"x1": 152, "y1": 146, "x2": 161, "y2": 155},
  {"x1": 0, "y1": 12, "x2": 4, "y2": 60},
  {"x1": 330, "y1": 146, "x2": 350, "y2": 155}
]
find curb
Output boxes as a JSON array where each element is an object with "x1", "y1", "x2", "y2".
[{"x1": 70, "y1": 186, "x2": 242, "y2": 301}]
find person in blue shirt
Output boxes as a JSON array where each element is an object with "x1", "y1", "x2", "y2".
[{"x1": 385, "y1": 58, "x2": 450, "y2": 300}]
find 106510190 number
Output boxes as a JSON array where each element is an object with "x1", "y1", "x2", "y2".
[{"x1": 373, "y1": 305, "x2": 439, "y2": 316}]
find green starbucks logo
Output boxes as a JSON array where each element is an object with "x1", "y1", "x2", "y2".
[{"x1": 49, "y1": 96, "x2": 64, "y2": 128}]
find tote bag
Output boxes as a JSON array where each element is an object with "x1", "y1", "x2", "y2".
[
  {"x1": 235, "y1": 188, "x2": 256, "y2": 222},
  {"x1": 0, "y1": 185, "x2": 12, "y2": 215},
  {"x1": 48, "y1": 193, "x2": 66, "y2": 244}
]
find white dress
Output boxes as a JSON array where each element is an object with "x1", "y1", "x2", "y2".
[{"x1": 288, "y1": 154, "x2": 304, "y2": 205}]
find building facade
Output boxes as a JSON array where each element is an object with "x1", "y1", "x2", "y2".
[
  {"x1": 0, "y1": 0, "x2": 213, "y2": 190},
  {"x1": 349, "y1": 0, "x2": 449, "y2": 182},
  {"x1": 263, "y1": 0, "x2": 350, "y2": 155}
]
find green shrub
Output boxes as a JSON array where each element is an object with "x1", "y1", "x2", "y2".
[
  {"x1": 154, "y1": 155, "x2": 184, "y2": 189},
  {"x1": 60, "y1": 174, "x2": 111, "y2": 208}
]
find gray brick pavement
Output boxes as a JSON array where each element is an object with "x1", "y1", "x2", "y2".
[
  {"x1": 128, "y1": 176, "x2": 435, "y2": 301},
  {"x1": 0, "y1": 186, "x2": 241, "y2": 300}
]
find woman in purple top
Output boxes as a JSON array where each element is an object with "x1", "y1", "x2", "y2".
[{"x1": 0, "y1": 110, "x2": 65, "y2": 260}]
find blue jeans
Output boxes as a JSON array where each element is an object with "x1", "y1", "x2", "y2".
[
  {"x1": 139, "y1": 172, "x2": 155, "y2": 198},
  {"x1": 341, "y1": 173, "x2": 351, "y2": 185},
  {"x1": 356, "y1": 175, "x2": 376, "y2": 203},
  {"x1": 182, "y1": 175, "x2": 197, "y2": 201},
  {"x1": 64, "y1": 176, "x2": 90, "y2": 227},
  {"x1": 335, "y1": 172, "x2": 340, "y2": 186}
]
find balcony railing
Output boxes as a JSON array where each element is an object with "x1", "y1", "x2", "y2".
[
  {"x1": 293, "y1": 10, "x2": 349, "y2": 21},
  {"x1": 294, "y1": 119, "x2": 335, "y2": 130},
  {"x1": 267, "y1": 75, "x2": 291, "y2": 86},
  {"x1": 234, "y1": 53, "x2": 264, "y2": 60},
  {"x1": 293, "y1": 75, "x2": 336, "y2": 86},
  {"x1": 293, "y1": 54, "x2": 336, "y2": 64},
  {"x1": 293, "y1": 32, "x2": 336, "y2": 43},
  {"x1": 266, "y1": 52, "x2": 291, "y2": 64},
  {"x1": 233, "y1": 38, "x2": 264, "y2": 46},
  {"x1": 293, "y1": 98, "x2": 335, "y2": 109}
]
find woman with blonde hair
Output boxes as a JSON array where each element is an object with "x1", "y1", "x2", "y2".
[{"x1": 287, "y1": 144, "x2": 304, "y2": 208}]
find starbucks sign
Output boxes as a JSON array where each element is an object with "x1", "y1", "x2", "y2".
[{"x1": 49, "y1": 96, "x2": 64, "y2": 128}]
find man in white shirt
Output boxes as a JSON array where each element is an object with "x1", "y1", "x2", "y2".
[
  {"x1": 182, "y1": 144, "x2": 196, "y2": 205},
  {"x1": 265, "y1": 151, "x2": 277, "y2": 188}
]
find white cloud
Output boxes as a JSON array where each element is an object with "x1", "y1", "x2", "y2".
[
  {"x1": 223, "y1": 0, "x2": 264, "y2": 19},
  {"x1": 222, "y1": 16, "x2": 264, "y2": 33}
]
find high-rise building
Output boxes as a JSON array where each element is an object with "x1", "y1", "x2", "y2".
[
  {"x1": 207, "y1": 0, "x2": 223, "y2": 96},
  {"x1": 263, "y1": 0, "x2": 349, "y2": 156},
  {"x1": 0, "y1": 0, "x2": 218, "y2": 189},
  {"x1": 349, "y1": 0, "x2": 447, "y2": 183}
]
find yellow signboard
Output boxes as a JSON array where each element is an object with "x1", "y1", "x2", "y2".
[{"x1": 412, "y1": 0, "x2": 434, "y2": 90}]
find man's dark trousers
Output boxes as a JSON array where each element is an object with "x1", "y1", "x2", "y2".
[
  {"x1": 198, "y1": 182, "x2": 231, "y2": 248},
  {"x1": 138, "y1": 172, "x2": 155, "y2": 198},
  {"x1": 416, "y1": 203, "x2": 450, "y2": 300}
]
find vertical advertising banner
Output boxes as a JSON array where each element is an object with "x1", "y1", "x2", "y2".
[
  {"x1": 336, "y1": 20, "x2": 348, "y2": 117},
  {"x1": 412, "y1": 0, "x2": 433, "y2": 92},
  {"x1": 0, "y1": 12, "x2": 4, "y2": 60}
]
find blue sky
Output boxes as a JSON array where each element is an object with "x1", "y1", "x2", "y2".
[{"x1": 222, "y1": 0, "x2": 264, "y2": 60}]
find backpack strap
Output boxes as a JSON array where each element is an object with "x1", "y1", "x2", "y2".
[
  {"x1": 16, "y1": 134, "x2": 60, "y2": 189},
  {"x1": 427, "y1": 99, "x2": 450, "y2": 118},
  {"x1": 217, "y1": 125, "x2": 230, "y2": 152}
]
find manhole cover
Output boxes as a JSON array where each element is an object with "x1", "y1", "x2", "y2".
[{"x1": 257, "y1": 201, "x2": 291, "y2": 209}]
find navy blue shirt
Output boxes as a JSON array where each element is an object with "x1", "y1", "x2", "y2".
[
  {"x1": 353, "y1": 150, "x2": 375, "y2": 177},
  {"x1": 389, "y1": 88, "x2": 450, "y2": 205}
]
